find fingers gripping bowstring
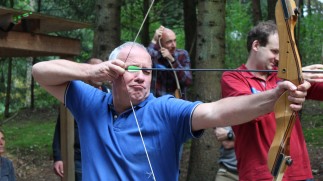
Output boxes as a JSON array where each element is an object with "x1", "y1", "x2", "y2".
[{"x1": 123, "y1": 1, "x2": 156, "y2": 180}]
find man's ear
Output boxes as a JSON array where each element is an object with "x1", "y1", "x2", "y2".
[{"x1": 252, "y1": 40, "x2": 260, "y2": 52}]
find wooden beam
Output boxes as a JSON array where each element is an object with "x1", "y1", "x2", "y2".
[
  {"x1": 0, "y1": 31, "x2": 81, "y2": 57},
  {"x1": 60, "y1": 104, "x2": 75, "y2": 181},
  {"x1": 0, "y1": 7, "x2": 91, "y2": 33}
]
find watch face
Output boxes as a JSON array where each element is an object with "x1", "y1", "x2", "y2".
[{"x1": 227, "y1": 132, "x2": 233, "y2": 140}]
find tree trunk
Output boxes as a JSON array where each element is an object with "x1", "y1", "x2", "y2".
[
  {"x1": 252, "y1": 0, "x2": 262, "y2": 25},
  {"x1": 187, "y1": 0, "x2": 226, "y2": 180},
  {"x1": 4, "y1": 58, "x2": 12, "y2": 118},
  {"x1": 183, "y1": 0, "x2": 197, "y2": 68},
  {"x1": 267, "y1": 0, "x2": 276, "y2": 21},
  {"x1": 0, "y1": 60, "x2": 5, "y2": 92},
  {"x1": 93, "y1": 0, "x2": 121, "y2": 59},
  {"x1": 25, "y1": 57, "x2": 33, "y2": 108},
  {"x1": 297, "y1": 0, "x2": 304, "y2": 46},
  {"x1": 31, "y1": 58, "x2": 35, "y2": 109},
  {"x1": 141, "y1": 0, "x2": 150, "y2": 47},
  {"x1": 299, "y1": 0, "x2": 304, "y2": 18},
  {"x1": 308, "y1": 0, "x2": 312, "y2": 16}
]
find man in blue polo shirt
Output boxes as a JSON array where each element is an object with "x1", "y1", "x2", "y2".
[{"x1": 32, "y1": 42, "x2": 310, "y2": 180}]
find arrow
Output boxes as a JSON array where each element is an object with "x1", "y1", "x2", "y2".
[{"x1": 126, "y1": 65, "x2": 323, "y2": 73}]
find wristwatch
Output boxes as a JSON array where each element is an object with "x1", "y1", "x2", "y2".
[{"x1": 227, "y1": 130, "x2": 234, "y2": 140}]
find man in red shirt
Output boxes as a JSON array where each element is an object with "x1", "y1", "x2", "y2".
[{"x1": 221, "y1": 21, "x2": 323, "y2": 181}]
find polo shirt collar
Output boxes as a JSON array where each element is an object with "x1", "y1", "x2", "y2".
[{"x1": 238, "y1": 64, "x2": 277, "y2": 80}]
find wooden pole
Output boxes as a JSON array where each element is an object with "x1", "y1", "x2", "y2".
[{"x1": 60, "y1": 104, "x2": 75, "y2": 181}]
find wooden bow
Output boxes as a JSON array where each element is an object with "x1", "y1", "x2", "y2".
[
  {"x1": 158, "y1": 37, "x2": 182, "y2": 98},
  {"x1": 267, "y1": 0, "x2": 303, "y2": 180}
]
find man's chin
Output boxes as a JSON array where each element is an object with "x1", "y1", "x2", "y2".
[{"x1": 131, "y1": 93, "x2": 148, "y2": 102}]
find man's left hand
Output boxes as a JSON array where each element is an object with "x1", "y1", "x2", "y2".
[{"x1": 302, "y1": 64, "x2": 323, "y2": 83}]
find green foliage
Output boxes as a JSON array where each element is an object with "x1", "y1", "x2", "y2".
[
  {"x1": 121, "y1": 0, "x2": 145, "y2": 42},
  {"x1": 173, "y1": 28, "x2": 185, "y2": 49},
  {"x1": 225, "y1": 1, "x2": 253, "y2": 68},
  {"x1": 4, "y1": 117, "x2": 56, "y2": 156},
  {"x1": 12, "y1": 0, "x2": 33, "y2": 10},
  {"x1": 303, "y1": 127, "x2": 323, "y2": 146},
  {"x1": 299, "y1": 13, "x2": 323, "y2": 66},
  {"x1": 33, "y1": 86, "x2": 60, "y2": 108},
  {"x1": 121, "y1": 0, "x2": 184, "y2": 48},
  {"x1": 1, "y1": 59, "x2": 26, "y2": 114},
  {"x1": 0, "y1": 58, "x2": 60, "y2": 116}
]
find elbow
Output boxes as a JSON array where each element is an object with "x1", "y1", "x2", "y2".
[
  {"x1": 32, "y1": 63, "x2": 41, "y2": 81},
  {"x1": 32, "y1": 62, "x2": 46, "y2": 83}
]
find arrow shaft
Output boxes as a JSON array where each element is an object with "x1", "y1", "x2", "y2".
[{"x1": 126, "y1": 67, "x2": 323, "y2": 73}]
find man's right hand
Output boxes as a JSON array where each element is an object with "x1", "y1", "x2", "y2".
[
  {"x1": 53, "y1": 160, "x2": 64, "y2": 178},
  {"x1": 160, "y1": 47, "x2": 174, "y2": 62},
  {"x1": 152, "y1": 25, "x2": 165, "y2": 44},
  {"x1": 88, "y1": 59, "x2": 125, "y2": 84}
]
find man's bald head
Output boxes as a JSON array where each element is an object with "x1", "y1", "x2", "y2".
[{"x1": 161, "y1": 28, "x2": 176, "y2": 54}]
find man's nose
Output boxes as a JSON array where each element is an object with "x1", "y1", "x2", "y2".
[
  {"x1": 275, "y1": 53, "x2": 279, "y2": 63},
  {"x1": 171, "y1": 41, "x2": 176, "y2": 47},
  {"x1": 275, "y1": 53, "x2": 279, "y2": 60},
  {"x1": 134, "y1": 71, "x2": 145, "y2": 82}
]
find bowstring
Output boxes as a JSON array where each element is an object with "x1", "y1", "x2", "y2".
[{"x1": 123, "y1": 0, "x2": 156, "y2": 180}]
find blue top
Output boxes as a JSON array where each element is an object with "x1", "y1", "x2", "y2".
[
  {"x1": 0, "y1": 157, "x2": 16, "y2": 181},
  {"x1": 65, "y1": 81, "x2": 202, "y2": 180}
]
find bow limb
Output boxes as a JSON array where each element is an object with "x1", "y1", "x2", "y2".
[
  {"x1": 158, "y1": 37, "x2": 182, "y2": 98},
  {"x1": 267, "y1": 1, "x2": 303, "y2": 180}
]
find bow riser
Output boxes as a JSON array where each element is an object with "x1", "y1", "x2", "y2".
[
  {"x1": 268, "y1": 91, "x2": 297, "y2": 179},
  {"x1": 267, "y1": 0, "x2": 303, "y2": 180}
]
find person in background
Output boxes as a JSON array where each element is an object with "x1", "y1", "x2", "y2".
[
  {"x1": 33, "y1": 42, "x2": 310, "y2": 180},
  {"x1": 147, "y1": 25, "x2": 192, "y2": 99},
  {"x1": 147, "y1": 26, "x2": 193, "y2": 171},
  {"x1": 213, "y1": 127, "x2": 238, "y2": 181},
  {"x1": 0, "y1": 129, "x2": 16, "y2": 181},
  {"x1": 52, "y1": 58, "x2": 109, "y2": 180},
  {"x1": 221, "y1": 21, "x2": 323, "y2": 180}
]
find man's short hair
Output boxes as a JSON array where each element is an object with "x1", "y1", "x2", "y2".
[
  {"x1": 246, "y1": 21, "x2": 277, "y2": 52},
  {"x1": 108, "y1": 42, "x2": 147, "y2": 60}
]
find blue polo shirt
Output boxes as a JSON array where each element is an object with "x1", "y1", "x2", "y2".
[{"x1": 65, "y1": 80, "x2": 202, "y2": 180}]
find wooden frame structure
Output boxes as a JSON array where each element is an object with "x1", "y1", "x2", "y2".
[{"x1": 0, "y1": 7, "x2": 91, "y2": 181}]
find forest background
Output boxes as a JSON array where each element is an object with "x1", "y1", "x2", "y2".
[{"x1": 0, "y1": 0, "x2": 322, "y2": 180}]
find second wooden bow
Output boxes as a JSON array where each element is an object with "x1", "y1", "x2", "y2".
[{"x1": 267, "y1": 0, "x2": 303, "y2": 180}]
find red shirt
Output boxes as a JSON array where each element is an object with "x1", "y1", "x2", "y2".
[{"x1": 221, "y1": 64, "x2": 323, "y2": 180}]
